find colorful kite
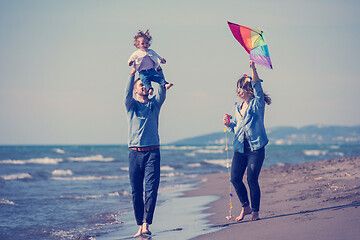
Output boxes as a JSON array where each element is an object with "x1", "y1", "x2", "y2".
[{"x1": 227, "y1": 21, "x2": 273, "y2": 69}]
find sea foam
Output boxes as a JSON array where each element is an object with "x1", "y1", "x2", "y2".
[
  {"x1": 161, "y1": 145, "x2": 199, "y2": 150},
  {"x1": 120, "y1": 167, "x2": 129, "y2": 171},
  {"x1": 121, "y1": 165, "x2": 175, "y2": 172},
  {"x1": 188, "y1": 163, "x2": 201, "y2": 167},
  {"x1": 0, "y1": 173, "x2": 32, "y2": 180},
  {"x1": 185, "y1": 152, "x2": 196, "y2": 157},
  {"x1": 61, "y1": 191, "x2": 127, "y2": 200},
  {"x1": 161, "y1": 165, "x2": 174, "y2": 171},
  {"x1": 53, "y1": 148, "x2": 65, "y2": 154},
  {"x1": 0, "y1": 157, "x2": 63, "y2": 165},
  {"x1": 197, "y1": 149, "x2": 224, "y2": 154},
  {"x1": 203, "y1": 159, "x2": 229, "y2": 168},
  {"x1": 303, "y1": 150, "x2": 328, "y2": 156},
  {"x1": 0, "y1": 198, "x2": 17, "y2": 205},
  {"x1": 51, "y1": 169, "x2": 73, "y2": 176},
  {"x1": 161, "y1": 172, "x2": 185, "y2": 177},
  {"x1": 158, "y1": 183, "x2": 192, "y2": 193},
  {"x1": 68, "y1": 155, "x2": 114, "y2": 162},
  {"x1": 51, "y1": 175, "x2": 125, "y2": 181}
]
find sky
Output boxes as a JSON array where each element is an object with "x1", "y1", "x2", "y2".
[{"x1": 0, "y1": 0, "x2": 359, "y2": 145}]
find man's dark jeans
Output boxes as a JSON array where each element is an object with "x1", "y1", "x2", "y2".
[{"x1": 129, "y1": 148, "x2": 160, "y2": 225}]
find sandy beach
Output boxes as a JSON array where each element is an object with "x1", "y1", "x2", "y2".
[{"x1": 186, "y1": 157, "x2": 360, "y2": 240}]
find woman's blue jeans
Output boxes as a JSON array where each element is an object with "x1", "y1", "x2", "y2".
[
  {"x1": 231, "y1": 140, "x2": 265, "y2": 212},
  {"x1": 129, "y1": 148, "x2": 160, "y2": 225}
]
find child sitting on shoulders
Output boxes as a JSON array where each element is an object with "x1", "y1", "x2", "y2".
[{"x1": 128, "y1": 30, "x2": 173, "y2": 95}]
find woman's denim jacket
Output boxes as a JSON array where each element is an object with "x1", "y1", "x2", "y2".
[{"x1": 228, "y1": 80, "x2": 269, "y2": 153}]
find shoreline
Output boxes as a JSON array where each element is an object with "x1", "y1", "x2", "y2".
[
  {"x1": 99, "y1": 184, "x2": 219, "y2": 240},
  {"x1": 185, "y1": 157, "x2": 360, "y2": 240}
]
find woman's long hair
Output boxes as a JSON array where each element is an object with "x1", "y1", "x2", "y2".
[{"x1": 237, "y1": 76, "x2": 271, "y2": 105}]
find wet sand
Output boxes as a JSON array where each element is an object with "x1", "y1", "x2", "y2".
[{"x1": 186, "y1": 157, "x2": 360, "y2": 240}]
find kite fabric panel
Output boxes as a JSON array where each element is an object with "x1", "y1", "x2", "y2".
[{"x1": 227, "y1": 21, "x2": 273, "y2": 69}]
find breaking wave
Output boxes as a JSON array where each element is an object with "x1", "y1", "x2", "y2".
[
  {"x1": 203, "y1": 159, "x2": 229, "y2": 168},
  {"x1": 303, "y1": 150, "x2": 328, "y2": 156},
  {"x1": 161, "y1": 165, "x2": 174, "y2": 171},
  {"x1": 53, "y1": 148, "x2": 65, "y2": 154},
  {"x1": 68, "y1": 155, "x2": 114, "y2": 162},
  {"x1": 51, "y1": 169, "x2": 73, "y2": 176},
  {"x1": 0, "y1": 173, "x2": 32, "y2": 180},
  {"x1": 51, "y1": 175, "x2": 125, "y2": 181},
  {"x1": 0, "y1": 198, "x2": 17, "y2": 205},
  {"x1": 0, "y1": 157, "x2": 62, "y2": 165}
]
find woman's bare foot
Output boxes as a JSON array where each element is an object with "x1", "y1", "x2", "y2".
[
  {"x1": 142, "y1": 222, "x2": 152, "y2": 235},
  {"x1": 133, "y1": 225, "x2": 143, "y2": 237},
  {"x1": 165, "y1": 83, "x2": 173, "y2": 90},
  {"x1": 252, "y1": 211, "x2": 260, "y2": 221},
  {"x1": 235, "y1": 206, "x2": 252, "y2": 221}
]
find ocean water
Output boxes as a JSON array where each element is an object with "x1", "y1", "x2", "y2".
[{"x1": 1, "y1": 144, "x2": 359, "y2": 240}]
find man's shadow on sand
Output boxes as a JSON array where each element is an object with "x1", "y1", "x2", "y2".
[{"x1": 209, "y1": 201, "x2": 360, "y2": 229}]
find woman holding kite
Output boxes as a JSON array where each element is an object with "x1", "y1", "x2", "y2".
[{"x1": 223, "y1": 60, "x2": 271, "y2": 221}]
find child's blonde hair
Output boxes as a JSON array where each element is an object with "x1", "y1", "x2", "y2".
[{"x1": 133, "y1": 30, "x2": 152, "y2": 48}]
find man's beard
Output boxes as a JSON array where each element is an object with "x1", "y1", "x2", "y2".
[{"x1": 139, "y1": 91, "x2": 149, "y2": 97}]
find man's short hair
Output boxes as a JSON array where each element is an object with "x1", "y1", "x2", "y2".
[{"x1": 134, "y1": 78, "x2": 141, "y2": 86}]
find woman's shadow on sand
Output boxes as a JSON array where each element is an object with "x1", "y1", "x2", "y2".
[{"x1": 209, "y1": 201, "x2": 360, "y2": 229}]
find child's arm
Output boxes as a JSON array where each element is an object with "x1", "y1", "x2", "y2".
[
  {"x1": 150, "y1": 49, "x2": 166, "y2": 64},
  {"x1": 128, "y1": 56, "x2": 134, "y2": 66},
  {"x1": 128, "y1": 51, "x2": 137, "y2": 66}
]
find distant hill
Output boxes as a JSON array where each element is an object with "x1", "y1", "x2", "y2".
[{"x1": 171, "y1": 125, "x2": 360, "y2": 145}]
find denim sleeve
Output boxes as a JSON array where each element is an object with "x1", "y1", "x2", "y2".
[
  {"x1": 124, "y1": 75, "x2": 136, "y2": 112},
  {"x1": 228, "y1": 122, "x2": 236, "y2": 133},
  {"x1": 251, "y1": 80, "x2": 265, "y2": 110},
  {"x1": 227, "y1": 110, "x2": 237, "y2": 133}
]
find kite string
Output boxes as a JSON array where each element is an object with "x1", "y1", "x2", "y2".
[
  {"x1": 224, "y1": 74, "x2": 253, "y2": 220},
  {"x1": 225, "y1": 100, "x2": 238, "y2": 221},
  {"x1": 225, "y1": 127, "x2": 233, "y2": 221}
]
